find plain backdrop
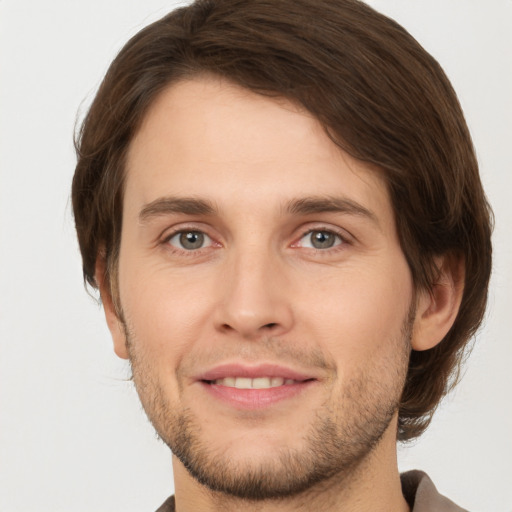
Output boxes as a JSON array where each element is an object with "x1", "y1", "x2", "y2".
[{"x1": 0, "y1": 1, "x2": 511, "y2": 511}]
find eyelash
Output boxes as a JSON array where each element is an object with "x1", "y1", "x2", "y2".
[
  {"x1": 162, "y1": 227, "x2": 217, "y2": 254},
  {"x1": 160, "y1": 226, "x2": 351, "y2": 256},
  {"x1": 293, "y1": 228, "x2": 349, "y2": 252}
]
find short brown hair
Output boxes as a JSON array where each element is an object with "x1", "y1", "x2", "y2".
[{"x1": 72, "y1": 0, "x2": 493, "y2": 441}]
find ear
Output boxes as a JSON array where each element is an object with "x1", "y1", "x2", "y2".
[
  {"x1": 411, "y1": 253, "x2": 465, "y2": 351},
  {"x1": 95, "y1": 254, "x2": 129, "y2": 360}
]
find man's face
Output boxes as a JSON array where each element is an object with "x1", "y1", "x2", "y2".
[{"x1": 112, "y1": 77, "x2": 416, "y2": 499}]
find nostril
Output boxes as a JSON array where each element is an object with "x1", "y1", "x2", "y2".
[{"x1": 264, "y1": 323, "x2": 278, "y2": 329}]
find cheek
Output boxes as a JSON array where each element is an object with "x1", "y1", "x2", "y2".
[
  {"x1": 299, "y1": 257, "x2": 413, "y2": 364},
  {"x1": 119, "y1": 259, "x2": 217, "y2": 363}
]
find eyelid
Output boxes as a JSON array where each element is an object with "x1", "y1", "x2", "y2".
[
  {"x1": 157, "y1": 222, "x2": 353, "y2": 253},
  {"x1": 291, "y1": 224, "x2": 354, "y2": 248},
  {"x1": 166, "y1": 230, "x2": 213, "y2": 249},
  {"x1": 160, "y1": 223, "x2": 222, "y2": 252},
  {"x1": 160, "y1": 222, "x2": 214, "y2": 241}
]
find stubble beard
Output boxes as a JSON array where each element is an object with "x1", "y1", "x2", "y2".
[{"x1": 124, "y1": 312, "x2": 413, "y2": 502}]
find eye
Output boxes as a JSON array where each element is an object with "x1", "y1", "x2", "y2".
[
  {"x1": 299, "y1": 230, "x2": 343, "y2": 249},
  {"x1": 167, "y1": 230, "x2": 212, "y2": 251}
]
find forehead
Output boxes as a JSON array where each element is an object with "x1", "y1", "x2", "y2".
[{"x1": 124, "y1": 76, "x2": 392, "y2": 224}]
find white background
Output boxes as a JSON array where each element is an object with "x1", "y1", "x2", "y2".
[{"x1": 0, "y1": 1, "x2": 511, "y2": 511}]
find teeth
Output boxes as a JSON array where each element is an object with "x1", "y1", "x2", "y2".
[
  {"x1": 235, "y1": 377, "x2": 252, "y2": 389},
  {"x1": 212, "y1": 377, "x2": 294, "y2": 389}
]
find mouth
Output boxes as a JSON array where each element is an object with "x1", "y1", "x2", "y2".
[
  {"x1": 206, "y1": 376, "x2": 307, "y2": 389},
  {"x1": 196, "y1": 364, "x2": 318, "y2": 409}
]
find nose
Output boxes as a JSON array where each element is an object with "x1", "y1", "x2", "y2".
[{"x1": 214, "y1": 247, "x2": 294, "y2": 340}]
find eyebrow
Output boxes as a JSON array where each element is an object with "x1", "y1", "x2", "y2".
[
  {"x1": 285, "y1": 196, "x2": 379, "y2": 225},
  {"x1": 139, "y1": 197, "x2": 216, "y2": 222},
  {"x1": 138, "y1": 195, "x2": 378, "y2": 226}
]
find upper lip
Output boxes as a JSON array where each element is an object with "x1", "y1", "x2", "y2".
[{"x1": 196, "y1": 363, "x2": 317, "y2": 382}]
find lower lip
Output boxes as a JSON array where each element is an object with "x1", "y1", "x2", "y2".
[{"x1": 200, "y1": 381, "x2": 315, "y2": 409}]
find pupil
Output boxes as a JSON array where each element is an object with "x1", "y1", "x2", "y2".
[
  {"x1": 180, "y1": 231, "x2": 204, "y2": 250},
  {"x1": 312, "y1": 231, "x2": 334, "y2": 249}
]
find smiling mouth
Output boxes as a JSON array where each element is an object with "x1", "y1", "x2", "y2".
[
  {"x1": 199, "y1": 372, "x2": 317, "y2": 409},
  {"x1": 205, "y1": 377, "x2": 311, "y2": 389}
]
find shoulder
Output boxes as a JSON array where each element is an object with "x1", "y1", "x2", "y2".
[
  {"x1": 155, "y1": 495, "x2": 175, "y2": 512},
  {"x1": 155, "y1": 475, "x2": 467, "y2": 512},
  {"x1": 401, "y1": 470, "x2": 469, "y2": 512}
]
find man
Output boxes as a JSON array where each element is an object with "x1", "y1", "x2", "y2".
[{"x1": 72, "y1": 0, "x2": 492, "y2": 510}]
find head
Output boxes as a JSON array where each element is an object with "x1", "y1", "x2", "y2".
[{"x1": 72, "y1": 0, "x2": 492, "y2": 498}]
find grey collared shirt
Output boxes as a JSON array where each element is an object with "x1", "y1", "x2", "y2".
[
  {"x1": 155, "y1": 470, "x2": 468, "y2": 511},
  {"x1": 401, "y1": 470, "x2": 468, "y2": 511}
]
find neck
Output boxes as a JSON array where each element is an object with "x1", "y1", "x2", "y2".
[{"x1": 171, "y1": 419, "x2": 410, "y2": 512}]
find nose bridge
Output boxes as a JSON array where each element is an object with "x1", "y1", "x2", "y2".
[{"x1": 215, "y1": 240, "x2": 293, "y2": 338}]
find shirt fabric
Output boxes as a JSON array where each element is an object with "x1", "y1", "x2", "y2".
[{"x1": 155, "y1": 470, "x2": 468, "y2": 511}]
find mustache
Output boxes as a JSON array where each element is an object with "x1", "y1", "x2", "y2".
[
  {"x1": 176, "y1": 337, "x2": 336, "y2": 375},
  {"x1": 122, "y1": 317, "x2": 337, "y2": 378}
]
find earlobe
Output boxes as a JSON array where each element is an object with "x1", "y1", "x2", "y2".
[
  {"x1": 95, "y1": 255, "x2": 129, "y2": 360},
  {"x1": 411, "y1": 254, "x2": 465, "y2": 351}
]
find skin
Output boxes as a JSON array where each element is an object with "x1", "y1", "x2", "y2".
[{"x1": 97, "y1": 76, "x2": 463, "y2": 512}]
